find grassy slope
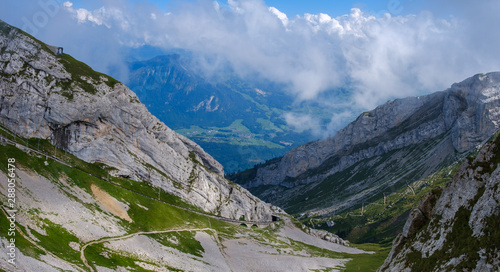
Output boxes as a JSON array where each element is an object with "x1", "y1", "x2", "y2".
[
  {"x1": 0, "y1": 104, "x2": 444, "y2": 272},
  {"x1": 305, "y1": 163, "x2": 459, "y2": 244},
  {"x1": 56, "y1": 53, "x2": 119, "y2": 98},
  {"x1": 284, "y1": 158, "x2": 462, "y2": 272},
  {"x1": 0, "y1": 123, "x2": 227, "y2": 269},
  {"x1": 228, "y1": 136, "x2": 465, "y2": 271},
  {"x1": 245, "y1": 133, "x2": 457, "y2": 216},
  {"x1": 341, "y1": 243, "x2": 392, "y2": 272},
  {"x1": 0, "y1": 134, "x2": 375, "y2": 271}
]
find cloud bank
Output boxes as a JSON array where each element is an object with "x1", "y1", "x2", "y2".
[{"x1": 2, "y1": 0, "x2": 500, "y2": 135}]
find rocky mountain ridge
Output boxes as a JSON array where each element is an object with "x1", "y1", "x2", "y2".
[
  {"x1": 0, "y1": 20, "x2": 273, "y2": 221},
  {"x1": 232, "y1": 72, "x2": 500, "y2": 215},
  {"x1": 379, "y1": 132, "x2": 500, "y2": 271}
]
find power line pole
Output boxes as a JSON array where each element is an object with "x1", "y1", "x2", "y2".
[
  {"x1": 65, "y1": 128, "x2": 68, "y2": 156},
  {"x1": 408, "y1": 183, "x2": 415, "y2": 195}
]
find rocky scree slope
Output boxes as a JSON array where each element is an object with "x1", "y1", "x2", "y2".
[
  {"x1": 232, "y1": 72, "x2": 500, "y2": 215},
  {"x1": 379, "y1": 132, "x2": 500, "y2": 272},
  {"x1": 0, "y1": 20, "x2": 272, "y2": 221}
]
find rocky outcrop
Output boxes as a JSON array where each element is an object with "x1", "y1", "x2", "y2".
[
  {"x1": 302, "y1": 226, "x2": 349, "y2": 247},
  {"x1": 246, "y1": 73, "x2": 500, "y2": 188},
  {"x1": 379, "y1": 132, "x2": 500, "y2": 272},
  {"x1": 0, "y1": 20, "x2": 273, "y2": 221},
  {"x1": 233, "y1": 72, "x2": 500, "y2": 214}
]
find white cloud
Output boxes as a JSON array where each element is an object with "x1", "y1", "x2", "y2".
[
  {"x1": 63, "y1": 2, "x2": 126, "y2": 28},
  {"x1": 4, "y1": 0, "x2": 499, "y2": 136},
  {"x1": 285, "y1": 113, "x2": 323, "y2": 135},
  {"x1": 269, "y1": 6, "x2": 288, "y2": 27}
]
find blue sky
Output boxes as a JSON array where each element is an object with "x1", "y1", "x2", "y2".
[
  {"x1": 68, "y1": 0, "x2": 422, "y2": 18},
  {"x1": 265, "y1": 0, "x2": 408, "y2": 17},
  {"x1": 126, "y1": 0, "x2": 442, "y2": 19}
]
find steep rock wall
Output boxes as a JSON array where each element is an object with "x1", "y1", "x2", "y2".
[
  {"x1": 0, "y1": 20, "x2": 273, "y2": 221},
  {"x1": 247, "y1": 73, "x2": 500, "y2": 189},
  {"x1": 379, "y1": 133, "x2": 500, "y2": 272}
]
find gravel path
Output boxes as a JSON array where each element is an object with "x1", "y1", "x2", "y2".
[
  {"x1": 80, "y1": 228, "x2": 214, "y2": 272},
  {"x1": 222, "y1": 237, "x2": 349, "y2": 272},
  {"x1": 278, "y1": 225, "x2": 368, "y2": 254}
]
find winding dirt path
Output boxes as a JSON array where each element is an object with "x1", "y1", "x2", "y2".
[{"x1": 80, "y1": 227, "x2": 231, "y2": 272}]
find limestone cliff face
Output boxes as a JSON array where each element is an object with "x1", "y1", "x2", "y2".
[
  {"x1": 379, "y1": 133, "x2": 500, "y2": 272},
  {"x1": 247, "y1": 73, "x2": 500, "y2": 188},
  {"x1": 0, "y1": 20, "x2": 272, "y2": 221},
  {"x1": 232, "y1": 72, "x2": 500, "y2": 215}
]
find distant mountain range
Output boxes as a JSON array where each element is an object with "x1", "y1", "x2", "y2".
[
  {"x1": 230, "y1": 72, "x2": 500, "y2": 217},
  {"x1": 126, "y1": 54, "x2": 349, "y2": 173}
]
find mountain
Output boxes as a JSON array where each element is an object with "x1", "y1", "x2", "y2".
[
  {"x1": 0, "y1": 129, "x2": 373, "y2": 271},
  {"x1": 0, "y1": 19, "x2": 271, "y2": 221},
  {"x1": 126, "y1": 54, "x2": 345, "y2": 173},
  {"x1": 379, "y1": 132, "x2": 500, "y2": 271},
  {"x1": 230, "y1": 72, "x2": 500, "y2": 216},
  {"x1": 0, "y1": 19, "x2": 380, "y2": 272}
]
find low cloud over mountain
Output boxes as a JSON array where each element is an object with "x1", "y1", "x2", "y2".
[{"x1": 3, "y1": 0, "x2": 499, "y2": 134}]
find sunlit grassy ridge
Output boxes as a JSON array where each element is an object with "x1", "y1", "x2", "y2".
[{"x1": 56, "y1": 53, "x2": 120, "y2": 93}]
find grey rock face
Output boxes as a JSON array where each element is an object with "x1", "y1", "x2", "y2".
[
  {"x1": 249, "y1": 73, "x2": 500, "y2": 188},
  {"x1": 0, "y1": 21, "x2": 272, "y2": 221},
  {"x1": 379, "y1": 133, "x2": 500, "y2": 272},
  {"x1": 235, "y1": 71, "x2": 500, "y2": 215}
]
